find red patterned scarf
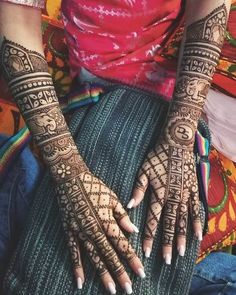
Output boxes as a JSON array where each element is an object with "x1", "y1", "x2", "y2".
[{"x1": 61, "y1": 0, "x2": 183, "y2": 100}]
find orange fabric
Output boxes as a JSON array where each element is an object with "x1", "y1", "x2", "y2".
[{"x1": 0, "y1": 99, "x2": 25, "y2": 136}]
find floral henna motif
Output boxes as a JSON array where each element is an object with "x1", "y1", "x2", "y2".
[
  {"x1": 0, "y1": 39, "x2": 137, "y2": 282},
  {"x1": 1, "y1": 40, "x2": 88, "y2": 181}
]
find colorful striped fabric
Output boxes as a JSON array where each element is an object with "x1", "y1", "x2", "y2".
[
  {"x1": 0, "y1": 83, "x2": 104, "y2": 183},
  {"x1": 60, "y1": 83, "x2": 103, "y2": 112},
  {"x1": 195, "y1": 128, "x2": 211, "y2": 200},
  {"x1": 194, "y1": 123, "x2": 211, "y2": 235}
]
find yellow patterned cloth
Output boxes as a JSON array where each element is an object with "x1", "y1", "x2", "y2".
[{"x1": 199, "y1": 149, "x2": 236, "y2": 261}]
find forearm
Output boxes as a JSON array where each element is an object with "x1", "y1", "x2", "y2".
[
  {"x1": 0, "y1": 3, "x2": 87, "y2": 184},
  {"x1": 164, "y1": 0, "x2": 231, "y2": 149},
  {"x1": 1, "y1": 40, "x2": 87, "y2": 182}
]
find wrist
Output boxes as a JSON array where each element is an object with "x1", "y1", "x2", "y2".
[
  {"x1": 162, "y1": 98, "x2": 203, "y2": 149},
  {"x1": 162, "y1": 120, "x2": 196, "y2": 150},
  {"x1": 162, "y1": 111, "x2": 199, "y2": 150}
]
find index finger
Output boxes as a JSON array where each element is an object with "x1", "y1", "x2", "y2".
[{"x1": 127, "y1": 172, "x2": 149, "y2": 209}]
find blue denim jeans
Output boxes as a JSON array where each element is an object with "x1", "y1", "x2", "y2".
[
  {"x1": 190, "y1": 252, "x2": 236, "y2": 295},
  {"x1": 0, "y1": 134, "x2": 41, "y2": 282}
]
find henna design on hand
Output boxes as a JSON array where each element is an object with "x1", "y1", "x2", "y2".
[
  {"x1": 57, "y1": 172, "x2": 137, "y2": 275},
  {"x1": 0, "y1": 39, "x2": 141, "y2": 286},
  {"x1": 131, "y1": 4, "x2": 229, "y2": 261},
  {"x1": 136, "y1": 144, "x2": 200, "y2": 246}
]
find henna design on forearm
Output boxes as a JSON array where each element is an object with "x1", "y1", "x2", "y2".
[
  {"x1": 1, "y1": 40, "x2": 87, "y2": 181},
  {"x1": 0, "y1": 39, "x2": 137, "y2": 279},
  {"x1": 160, "y1": 4, "x2": 228, "y2": 247},
  {"x1": 165, "y1": 4, "x2": 228, "y2": 149}
]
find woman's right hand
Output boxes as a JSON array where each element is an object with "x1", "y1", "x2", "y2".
[
  {"x1": 0, "y1": 4, "x2": 144, "y2": 293},
  {"x1": 57, "y1": 170, "x2": 145, "y2": 294}
]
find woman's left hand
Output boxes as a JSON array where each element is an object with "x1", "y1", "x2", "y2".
[
  {"x1": 127, "y1": 139, "x2": 202, "y2": 264},
  {"x1": 126, "y1": 0, "x2": 232, "y2": 265}
]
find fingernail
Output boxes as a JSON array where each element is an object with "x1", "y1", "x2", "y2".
[
  {"x1": 145, "y1": 247, "x2": 151, "y2": 258},
  {"x1": 108, "y1": 282, "x2": 116, "y2": 294},
  {"x1": 131, "y1": 223, "x2": 139, "y2": 233},
  {"x1": 127, "y1": 199, "x2": 135, "y2": 209},
  {"x1": 124, "y1": 282, "x2": 133, "y2": 294},
  {"x1": 196, "y1": 231, "x2": 203, "y2": 241},
  {"x1": 178, "y1": 245, "x2": 185, "y2": 257},
  {"x1": 164, "y1": 254, "x2": 172, "y2": 265},
  {"x1": 137, "y1": 268, "x2": 146, "y2": 279},
  {"x1": 77, "y1": 277, "x2": 83, "y2": 289}
]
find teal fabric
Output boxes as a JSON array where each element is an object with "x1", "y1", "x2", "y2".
[{"x1": 3, "y1": 85, "x2": 203, "y2": 295}]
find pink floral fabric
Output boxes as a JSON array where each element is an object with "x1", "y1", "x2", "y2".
[
  {"x1": 62, "y1": 0, "x2": 182, "y2": 100},
  {"x1": 1, "y1": 0, "x2": 182, "y2": 99}
]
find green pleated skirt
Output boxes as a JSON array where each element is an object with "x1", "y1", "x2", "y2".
[{"x1": 3, "y1": 85, "x2": 203, "y2": 295}]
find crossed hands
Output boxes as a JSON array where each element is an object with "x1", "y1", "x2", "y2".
[{"x1": 56, "y1": 140, "x2": 202, "y2": 294}]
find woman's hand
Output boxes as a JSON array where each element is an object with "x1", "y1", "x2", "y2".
[
  {"x1": 127, "y1": 140, "x2": 202, "y2": 264},
  {"x1": 127, "y1": 0, "x2": 231, "y2": 265},
  {"x1": 57, "y1": 170, "x2": 145, "y2": 294},
  {"x1": 0, "y1": 18, "x2": 144, "y2": 294}
]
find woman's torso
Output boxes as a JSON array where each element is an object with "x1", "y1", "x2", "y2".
[{"x1": 61, "y1": 0, "x2": 183, "y2": 99}]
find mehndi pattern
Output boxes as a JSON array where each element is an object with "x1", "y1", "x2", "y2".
[
  {"x1": 134, "y1": 4, "x2": 228, "y2": 251},
  {"x1": 0, "y1": 39, "x2": 137, "y2": 280}
]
